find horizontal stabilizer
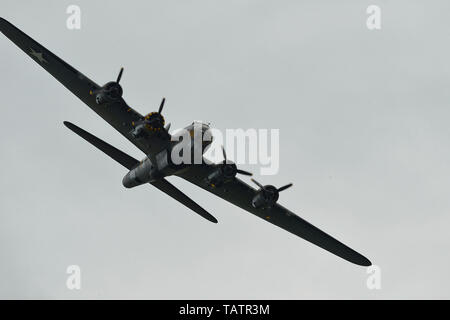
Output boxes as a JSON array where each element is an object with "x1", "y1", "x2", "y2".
[
  {"x1": 64, "y1": 121, "x2": 138, "y2": 170},
  {"x1": 63, "y1": 121, "x2": 217, "y2": 223}
]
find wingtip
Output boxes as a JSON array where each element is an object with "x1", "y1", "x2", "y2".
[
  {"x1": 63, "y1": 121, "x2": 75, "y2": 130},
  {"x1": 354, "y1": 255, "x2": 372, "y2": 267},
  {"x1": 0, "y1": 17, "x2": 8, "y2": 29},
  {"x1": 208, "y1": 216, "x2": 219, "y2": 224},
  {"x1": 0, "y1": 17, "x2": 12, "y2": 28},
  {"x1": 362, "y1": 259, "x2": 372, "y2": 267}
]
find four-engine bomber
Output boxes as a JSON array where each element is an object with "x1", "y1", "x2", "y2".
[{"x1": 0, "y1": 17, "x2": 372, "y2": 266}]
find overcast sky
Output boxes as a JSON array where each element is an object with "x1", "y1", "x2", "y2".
[{"x1": 1, "y1": 0, "x2": 450, "y2": 299}]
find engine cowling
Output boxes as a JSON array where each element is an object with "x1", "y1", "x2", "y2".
[
  {"x1": 204, "y1": 147, "x2": 253, "y2": 187},
  {"x1": 94, "y1": 67, "x2": 124, "y2": 105},
  {"x1": 130, "y1": 98, "x2": 167, "y2": 138},
  {"x1": 95, "y1": 81, "x2": 123, "y2": 104},
  {"x1": 251, "y1": 179, "x2": 293, "y2": 209},
  {"x1": 143, "y1": 112, "x2": 165, "y2": 131},
  {"x1": 252, "y1": 185, "x2": 279, "y2": 209},
  {"x1": 205, "y1": 163, "x2": 239, "y2": 187}
]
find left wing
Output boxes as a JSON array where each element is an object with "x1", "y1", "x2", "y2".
[
  {"x1": 176, "y1": 165, "x2": 371, "y2": 266},
  {"x1": 0, "y1": 17, "x2": 169, "y2": 157}
]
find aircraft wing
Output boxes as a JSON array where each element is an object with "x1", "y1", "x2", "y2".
[
  {"x1": 176, "y1": 164, "x2": 371, "y2": 266},
  {"x1": 0, "y1": 17, "x2": 169, "y2": 157}
]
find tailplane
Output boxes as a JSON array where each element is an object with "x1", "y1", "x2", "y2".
[{"x1": 63, "y1": 121, "x2": 218, "y2": 223}]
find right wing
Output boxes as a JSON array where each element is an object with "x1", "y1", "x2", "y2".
[
  {"x1": 0, "y1": 17, "x2": 169, "y2": 158},
  {"x1": 177, "y1": 164, "x2": 371, "y2": 266},
  {"x1": 63, "y1": 121, "x2": 217, "y2": 224}
]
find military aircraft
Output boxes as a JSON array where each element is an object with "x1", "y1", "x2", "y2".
[{"x1": 0, "y1": 17, "x2": 371, "y2": 266}]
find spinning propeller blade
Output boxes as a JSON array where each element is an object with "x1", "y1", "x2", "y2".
[
  {"x1": 278, "y1": 183, "x2": 293, "y2": 192},
  {"x1": 116, "y1": 67, "x2": 124, "y2": 83},
  {"x1": 251, "y1": 178, "x2": 264, "y2": 189},
  {"x1": 221, "y1": 145, "x2": 227, "y2": 163},
  {"x1": 158, "y1": 97, "x2": 165, "y2": 114},
  {"x1": 236, "y1": 169, "x2": 253, "y2": 176},
  {"x1": 251, "y1": 179, "x2": 292, "y2": 192},
  {"x1": 222, "y1": 146, "x2": 252, "y2": 176}
]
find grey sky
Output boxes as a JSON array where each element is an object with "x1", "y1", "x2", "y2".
[{"x1": 1, "y1": 0, "x2": 449, "y2": 299}]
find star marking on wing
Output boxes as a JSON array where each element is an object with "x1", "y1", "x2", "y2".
[{"x1": 29, "y1": 48, "x2": 48, "y2": 64}]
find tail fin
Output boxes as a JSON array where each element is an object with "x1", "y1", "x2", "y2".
[{"x1": 63, "y1": 121, "x2": 218, "y2": 223}]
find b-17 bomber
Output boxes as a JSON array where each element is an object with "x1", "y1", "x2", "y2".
[{"x1": 0, "y1": 17, "x2": 371, "y2": 266}]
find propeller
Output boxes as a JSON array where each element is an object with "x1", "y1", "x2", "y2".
[
  {"x1": 143, "y1": 97, "x2": 166, "y2": 130},
  {"x1": 250, "y1": 179, "x2": 292, "y2": 208},
  {"x1": 221, "y1": 146, "x2": 252, "y2": 176},
  {"x1": 158, "y1": 97, "x2": 165, "y2": 114},
  {"x1": 221, "y1": 146, "x2": 228, "y2": 164},
  {"x1": 116, "y1": 67, "x2": 124, "y2": 83},
  {"x1": 251, "y1": 178, "x2": 264, "y2": 189},
  {"x1": 278, "y1": 183, "x2": 293, "y2": 192},
  {"x1": 96, "y1": 67, "x2": 124, "y2": 104},
  {"x1": 251, "y1": 178, "x2": 293, "y2": 193}
]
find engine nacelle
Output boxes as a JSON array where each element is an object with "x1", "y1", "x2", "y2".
[
  {"x1": 95, "y1": 81, "x2": 123, "y2": 104},
  {"x1": 205, "y1": 163, "x2": 238, "y2": 187},
  {"x1": 250, "y1": 179, "x2": 292, "y2": 209},
  {"x1": 129, "y1": 98, "x2": 168, "y2": 138},
  {"x1": 251, "y1": 185, "x2": 279, "y2": 209},
  {"x1": 204, "y1": 146, "x2": 252, "y2": 187}
]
